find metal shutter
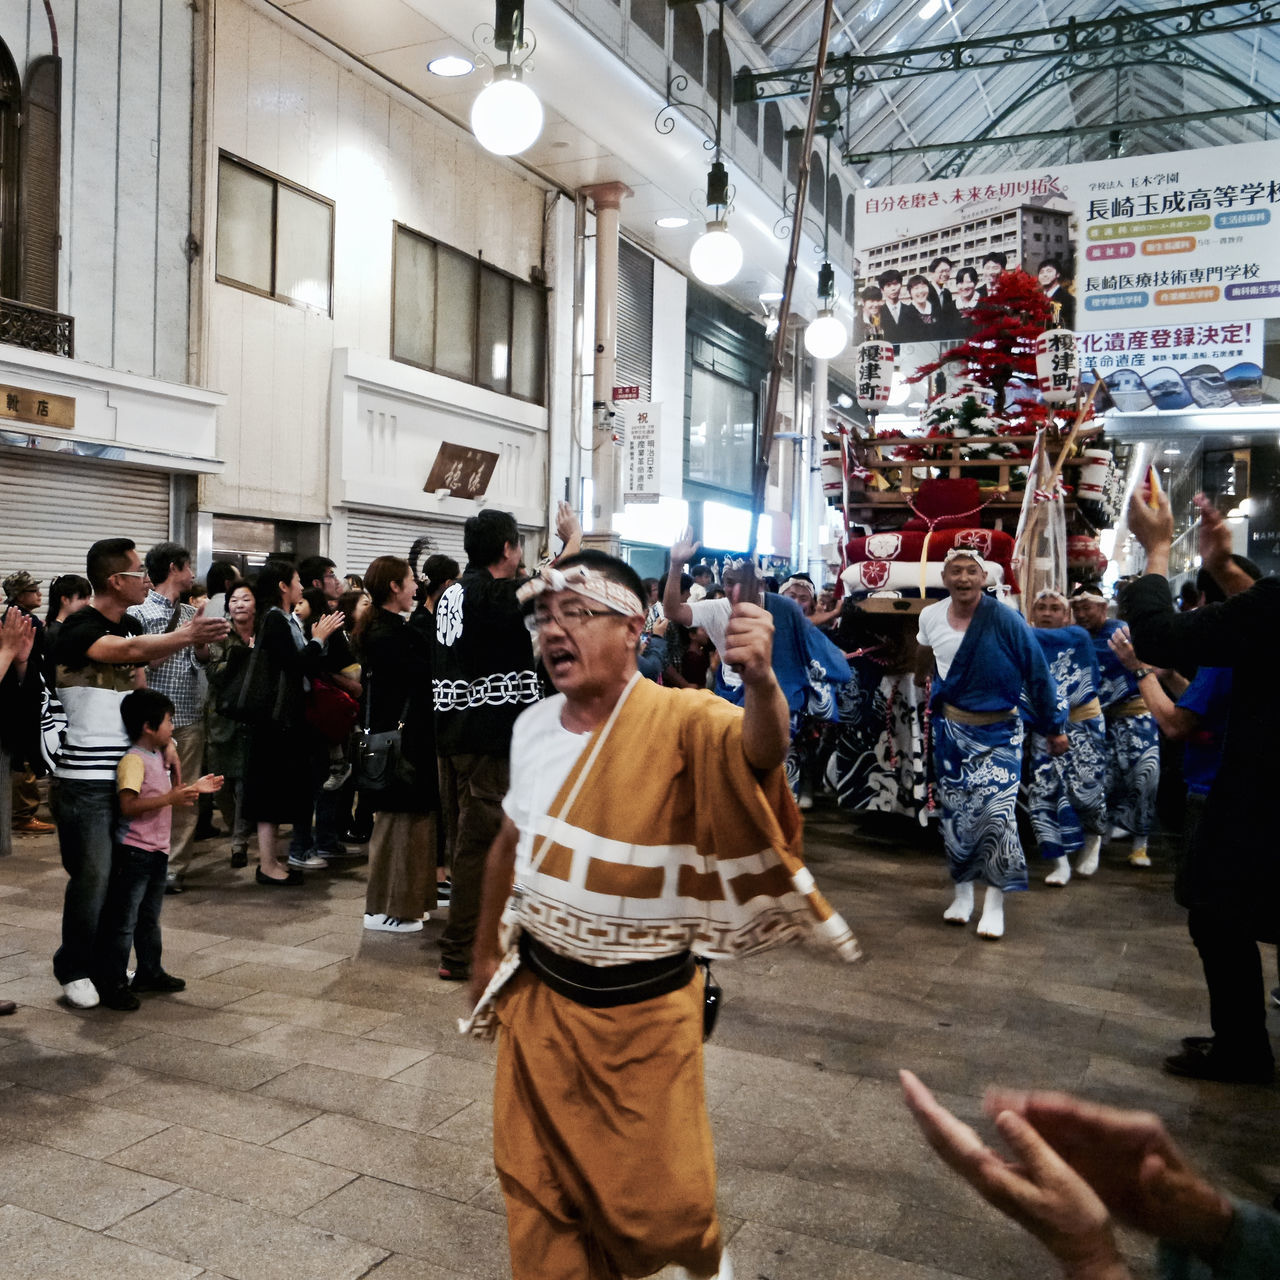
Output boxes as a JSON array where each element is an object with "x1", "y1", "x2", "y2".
[
  {"x1": 342, "y1": 509, "x2": 468, "y2": 580},
  {"x1": 616, "y1": 239, "x2": 653, "y2": 401},
  {"x1": 0, "y1": 449, "x2": 172, "y2": 584}
]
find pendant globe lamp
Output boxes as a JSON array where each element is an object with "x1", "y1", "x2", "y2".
[
  {"x1": 680, "y1": 0, "x2": 742, "y2": 287},
  {"x1": 803, "y1": 133, "x2": 848, "y2": 360},
  {"x1": 470, "y1": 0, "x2": 543, "y2": 157}
]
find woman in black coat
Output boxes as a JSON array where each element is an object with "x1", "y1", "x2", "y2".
[
  {"x1": 243, "y1": 560, "x2": 344, "y2": 886},
  {"x1": 356, "y1": 555, "x2": 438, "y2": 933}
]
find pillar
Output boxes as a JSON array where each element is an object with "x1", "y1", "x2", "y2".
[{"x1": 581, "y1": 181, "x2": 633, "y2": 554}]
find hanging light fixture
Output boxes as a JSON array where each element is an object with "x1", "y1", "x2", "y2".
[
  {"x1": 670, "y1": 0, "x2": 741, "y2": 287},
  {"x1": 470, "y1": 0, "x2": 543, "y2": 157},
  {"x1": 690, "y1": 159, "x2": 743, "y2": 285},
  {"x1": 803, "y1": 131, "x2": 848, "y2": 360}
]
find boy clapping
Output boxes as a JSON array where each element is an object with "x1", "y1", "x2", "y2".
[{"x1": 93, "y1": 690, "x2": 222, "y2": 1011}]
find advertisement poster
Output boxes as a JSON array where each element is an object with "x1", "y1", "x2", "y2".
[{"x1": 852, "y1": 139, "x2": 1280, "y2": 411}]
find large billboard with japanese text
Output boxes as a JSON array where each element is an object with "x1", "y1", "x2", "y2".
[{"x1": 853, "y1": 138, "x2": 1280, "y2": 335}]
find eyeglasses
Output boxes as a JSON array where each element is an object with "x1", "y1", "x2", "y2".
[
  {"x1": 115, "y1": 570, "x2": 149, "y2": 580},
  {"x1": 525, "y1": 603, "x2": 617, "y2": 633}
]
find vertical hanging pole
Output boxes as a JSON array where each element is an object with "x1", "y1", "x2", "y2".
[{"x1": 749, "y1": 0, "x2": 839, "y2": 557}]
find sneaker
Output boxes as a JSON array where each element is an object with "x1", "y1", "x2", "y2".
[
  {"x1": 1128, "y1": 848, "x2": 1152, "y2": 868},
  {"x1": 61, "y1": 978, "x2": 99, "y2": 1009},
  {"x1": 287, "y1": 852, "x2": 328, "y2": 870},
  {"x1": 437, "y1": 962, "x2": 469, "y2": 982},
  {"x1": 99, "y1": 986, "x2": 141, "y2": 1012},
  {"x1": 164, "y1": 873, "x2": 184, "y2": 895},
  {"x1": 363, "y1": 913, "x2": 424, "y2": 933},
  {"x1": 322, "y1": 762, "x2": 353, "y2": 792},
  {"x1": 131, "y1": 971, "x2": 186, "y2": 994},
  {"x1": 435, "y1": 879, "x2": 452, "y2": 905}
]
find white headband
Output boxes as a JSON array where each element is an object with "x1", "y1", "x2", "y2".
[
  {"x1": 516, "y1": 563, "x2": 645, "y2": 618},
  {"x1": 943, "y1": 547, "x2": 986, "y2": 570},
  {"x1": 1071, "y1": 590, "x2": 1107, "y2": 605},
  {"x1": 1035, "y1": 589, "x2": 1068, "y2": 603}
]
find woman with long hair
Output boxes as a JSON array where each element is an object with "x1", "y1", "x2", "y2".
[
  {"x1": 356, "y1": 555, "x2": 438, "y2": 932},
  {"x1": 206, "y1": 581, "x2": 256, "y2": 867},
  {"x1": 243, "y1": 560, "x2": 344, "y2": 885}
]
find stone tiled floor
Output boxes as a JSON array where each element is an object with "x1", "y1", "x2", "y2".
[{"x1": 0, "y1": 804, "x2": 1276, "y2": 1280}]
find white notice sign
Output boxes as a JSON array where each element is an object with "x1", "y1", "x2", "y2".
[{"x1": 623, "y1": 402, "x2": 661, "y2": 504}]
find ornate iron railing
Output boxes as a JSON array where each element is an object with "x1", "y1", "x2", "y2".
[{"x1": 0, "y1": 297, "x2": 73, "y2": 358}]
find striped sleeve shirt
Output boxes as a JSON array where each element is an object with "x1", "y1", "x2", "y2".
[{"x1": 52, "y1": 606, "x2": 144, "y2": 782}]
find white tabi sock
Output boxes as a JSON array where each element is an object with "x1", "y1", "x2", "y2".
[
  {"x1": 1128, "y1": 843, "x2": 1151, "y2": 868},
  {"x1": 1075, "y1": 834, "x2": 1102, "y2": 877},
  {"x1": 1044, "y1": 856, "x2": 1071, "y2": 887},
  {"x1": 977, "y1": 886, "x2": 1005, "y2": 939},
  {"x1": 943, "y1": 880, "x2": 974, "y2": 924}
]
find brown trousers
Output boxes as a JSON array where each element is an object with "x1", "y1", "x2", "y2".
[
  {"x1": 366, "y1": 810, "x2": 437, "y2": 920},
  {"x1": 494, "y1": 968, "x2": 721, "y2": 1280}
]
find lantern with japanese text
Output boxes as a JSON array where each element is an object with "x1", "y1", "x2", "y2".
[
  {"x1": 855, "y1": 341, "x2": 894, "y2": 414},
  {"x1": 1035, "y1": 329, "x2": 1078, "y2": 404}
]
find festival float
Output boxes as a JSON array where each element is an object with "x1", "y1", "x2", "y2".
[{"x1": 826, "y1": 270, "x2": 1122, "y2": 823}]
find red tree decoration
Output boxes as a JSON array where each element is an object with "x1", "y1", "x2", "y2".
[{"x1": 908, "y1": 269, "x2": 1055, "y2": 417}]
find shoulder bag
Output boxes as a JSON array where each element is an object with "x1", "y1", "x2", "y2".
[{"x1": 353, "y1": 670, "x2": 411, "y2": 791}]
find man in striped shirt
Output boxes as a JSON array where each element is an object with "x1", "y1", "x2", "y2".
[{"x1": 50, "y1": 538, "x2": 227, "y2": 1010}]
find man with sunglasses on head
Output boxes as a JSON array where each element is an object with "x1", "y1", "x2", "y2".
[
  {"x1": 466, "y1": 550, "x2": 857, "y2": 1280},
  {"x1": 49, "y1": 538, "x2": 228, "y2": 1010}
]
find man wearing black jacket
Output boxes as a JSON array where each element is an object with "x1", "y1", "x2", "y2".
[
  {"x1": 433, "y1": 503, "x2": 579, "y2": 981},
  {"x1": 1125, "y1": 487, "x2": 1277, "y2": 1084}
]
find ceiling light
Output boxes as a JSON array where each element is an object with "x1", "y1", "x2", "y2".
[
  {"x1": 759, "y1": 291, "x2": 784, "y2": 303},
  {"x1": 656, "y1": 216, "x2": 689, "y2": 228},
  {"x1": 471, "y1": 67, "x2": 543, "y2": 155},
  {"x1": 690, "y1": 219, "x2": 743, "y2": 286},
  {"x1": 469, "y1": 2, "x2": 543, "y2": 157},
  {"x1": 428, "y1": 55, "x2": 474, "y2": 77},
  {"x1": 804, "y1": 309, "x2": 849, "y2": 360},
  {"x1": 804, "y1": 260, "x2": 848, "y2": 359}
]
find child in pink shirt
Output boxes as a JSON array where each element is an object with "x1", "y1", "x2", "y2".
[{"x1": 92, "y1": 690, "x2": 222, "y2": 1011}]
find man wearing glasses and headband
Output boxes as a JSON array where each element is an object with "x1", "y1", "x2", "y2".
[
  {"x1": 48, "y1": 538, "x2": 229, "y2": 1011},
  {"x1": 1070, "y1": 583, "x2": 1159, "y2": 870},
  {"x1": 465, "y1": 549, "x2": 858, "y2": 1280}
]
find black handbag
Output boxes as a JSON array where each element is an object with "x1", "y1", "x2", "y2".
[
  {"x1": 697, "y1": 958, "x2": 721, "y2": 1041},
  {"x1": 354, "y1": 671, "x2": 411, "y2": 791}
]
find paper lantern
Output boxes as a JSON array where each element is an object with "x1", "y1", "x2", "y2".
[
  {"x1": 1035, "y1": 329, "x2": 1078, "y2": 404},
  {"x1": 855, "y1": 341, "x2": 894, "y2": 412}
]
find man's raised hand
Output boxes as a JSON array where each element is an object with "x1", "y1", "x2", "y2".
[{"x1": 670, "y1": 527, "x2": 700, "y2": 567}]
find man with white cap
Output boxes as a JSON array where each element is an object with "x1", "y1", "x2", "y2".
[
  {"x1": 1070, "y1": 583, "x2": 1159, "y2": 869},
  {"x1": 1027, "y1": 589, "x2": 1107, "y2": 885},
  {"x1": 915, "y1": 548, "x2": 1066, "y2": 938},
  {"x1": 466, "y1": 549, "x2": 859, "y2": 1280}
]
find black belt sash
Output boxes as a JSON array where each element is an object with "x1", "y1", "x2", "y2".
[{"x1": 519, "y1": 932, "x2": 696, "y2": 1009}]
